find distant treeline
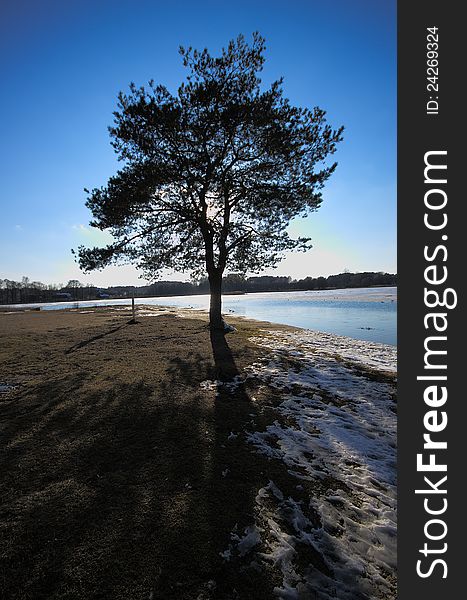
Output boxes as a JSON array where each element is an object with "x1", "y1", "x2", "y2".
[{"x1": 0, "y1": 272, "x2": 396, "y2": 305}]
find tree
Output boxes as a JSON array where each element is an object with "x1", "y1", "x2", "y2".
[
  {"x1": 76, "y1": 33, "x2": 343, "y2": 329},
  {"x1": 66, "y1": 279, "x2": 83, "y2": 288},
  {"x1": 65, "y1": 279, "x2": 83, "y2": 300}
]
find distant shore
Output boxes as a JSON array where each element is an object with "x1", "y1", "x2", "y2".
[
  {"x1": 0, "y1": 307, "x2": 396, "y2": 599},
  {"x1": 0, "y1": 271, "x2": 397, "y2": 307},
  {"x1": 0, "y1": 283, "x2": 397, "y2": 309}
]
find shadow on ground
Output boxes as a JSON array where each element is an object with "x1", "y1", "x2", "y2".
[
  {"x1": 0, "y1": 311, "x2": 376, "y2": 599},
  {"x1": 0, "y1": 314, "x2": 273, "y2": 599}
]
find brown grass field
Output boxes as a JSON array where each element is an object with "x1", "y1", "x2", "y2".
[
  {"x1": 0, "y1": 306, "x2": 397, "y2": 600},
  {"x1": 0, "y1": 307, "x2": 311, "y2": 599}
]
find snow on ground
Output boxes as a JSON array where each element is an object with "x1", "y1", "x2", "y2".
[
  {"x1": 221, "y1": 329, "x2": 397, "y2": 599},
  {"x1": 249, "y1": 329, "x2": 396, "y2": 373}
]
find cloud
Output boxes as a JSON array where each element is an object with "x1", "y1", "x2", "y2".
[
  {"x1": 71, "y1": 224, "x2": 114, "y2": 246},
  {"x1": 72, "y1": 224, "x2": 92, "y2": 235},
  {"x1": 15, "y1": 224, "x2": 23, "y2": 231}
]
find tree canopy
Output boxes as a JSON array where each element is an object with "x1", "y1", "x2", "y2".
[{"x1": 76, "y1": 33, "x2": 343, "y2": 327}]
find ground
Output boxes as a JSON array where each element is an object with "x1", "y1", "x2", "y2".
[{"x1": 0, "y1": 306, "x2": 396, "y2": 599}]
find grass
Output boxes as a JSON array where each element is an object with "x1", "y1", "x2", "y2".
[
  {"x1": 0, "y1": 307, "x2": 309, "y2": 599},
  {"x1": 0, "y1": 307, "x2": 396, "y2": 599}
]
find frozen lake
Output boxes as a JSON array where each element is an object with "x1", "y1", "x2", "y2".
[{"x1": 6, "y1": 286, "x2": 397, "y2": 345}]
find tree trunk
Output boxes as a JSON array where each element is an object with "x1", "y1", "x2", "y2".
[{"x1": 208, "y1": 271, "x2": 223, "y2": 330}]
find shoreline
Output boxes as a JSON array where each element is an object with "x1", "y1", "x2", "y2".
[{"x1": 0, "y1": 297, "x2": 397, "y2": 349}]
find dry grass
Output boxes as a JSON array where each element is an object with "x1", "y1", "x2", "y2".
[{"x1": 0, "y1": 308, "x2": 304, "y2": 600}]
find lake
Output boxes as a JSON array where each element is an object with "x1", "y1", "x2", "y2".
[{"x1": 6, "y1": 287, "x2": 397, "y2": 345}]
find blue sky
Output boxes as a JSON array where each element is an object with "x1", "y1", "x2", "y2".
[{"x1": 0, "y1": 0, "x2": 396, "y2": 287}]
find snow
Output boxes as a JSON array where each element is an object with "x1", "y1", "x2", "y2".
[
  {"x1": 199, "y1": 380, "x2": 220, "y2": 391},
  {"x1": 249, "y1": 329, "x2": 396, "y2": 373},
  {"x1": 220, "y1": 328, "x2": 396, "y2": 599},
  {"x1": 220, "y1": 524, "x2": 262, "y2": 561},
  {"x1": 133, "y1": 309, "x2": 169, "y2": 317}
]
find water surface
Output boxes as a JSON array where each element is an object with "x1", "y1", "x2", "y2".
[{"x1": 5, "y1": 287, "x2": 397, "y2": 345}]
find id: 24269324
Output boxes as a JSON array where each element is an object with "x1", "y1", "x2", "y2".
[{"x1": 426, "y1": 26, "x2": 439, "y2": 115}]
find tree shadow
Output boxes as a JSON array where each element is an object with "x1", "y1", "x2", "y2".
[
  {"x1": 147, "y1": 330, "x2": 278, "y2": 598},
  {"x1": 65, "y1": 322, "x2": 130, "y2": 354},
  {"x1": 209, "y1": 329, "x2": 240, "y2": 381},
  {"x1": 204, "y1": 329, "x2": 318, "y2": 597}
]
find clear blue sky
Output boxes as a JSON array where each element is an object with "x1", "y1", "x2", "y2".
[{"x1": 0, "y1": 0, "x2": 396, "y2": 287}]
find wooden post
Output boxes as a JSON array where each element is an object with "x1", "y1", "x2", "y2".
[{"x1": 132, "y1": 295, "x2": 136, "y2": 322}]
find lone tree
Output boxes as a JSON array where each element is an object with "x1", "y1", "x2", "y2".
[{"x1": 76, "y1": 33, "x2": 343, "y2": 329}]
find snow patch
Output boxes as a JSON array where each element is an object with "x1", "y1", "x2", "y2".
[
  {"x1": 250, "y1": 329, "x2": 396, "y2": 373},
  {"x1": 235, "y1": 328, "x2": 397, "y2": 598},
  {"x1": 199, "y1": 380, "x2": 220, "y2": 390},
  {"x1": 220, "y1": 524, "x2": 262, "y2": 561}
]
